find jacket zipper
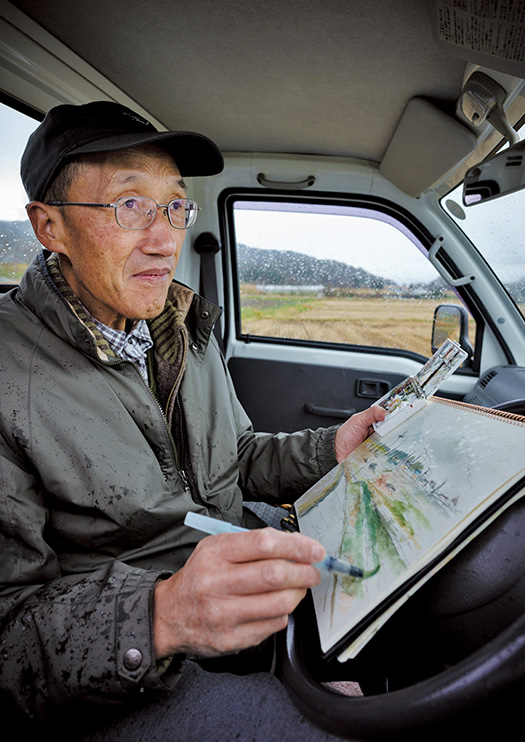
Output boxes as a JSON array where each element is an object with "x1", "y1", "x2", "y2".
[
  {"x1": 109, "y1": 358, "x2": 193, "y2": 495},
  {"x1": 176, "y1": 394, "x2": 192, "y2": 493},
  {"x1": 147, "y1": 379, "x2": 194, "y2": 496}
]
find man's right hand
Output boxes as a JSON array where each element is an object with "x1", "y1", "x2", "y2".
[{"x1": 153, "y1": 527, "x2": 325, "y2": 660}]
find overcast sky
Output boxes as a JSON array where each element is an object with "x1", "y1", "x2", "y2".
[{"x1": 234, "y1": 204, "x2": 441, "y2": 285}]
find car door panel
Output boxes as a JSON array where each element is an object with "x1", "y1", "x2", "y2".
[
  {"x1": 228, "y1": 355, "x2": 468, "y2": 435},
  {"x1": 228, "y1": 356, "x2": 404, "y2": 433}
]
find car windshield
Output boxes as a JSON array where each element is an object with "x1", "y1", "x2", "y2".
[{"x1": 441, "y1": 130, "x2": 525, "y2": 320}]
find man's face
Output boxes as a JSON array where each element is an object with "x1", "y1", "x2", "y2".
[{"x1": 54, "y1": 147, "x2": 188, "y2": 331}]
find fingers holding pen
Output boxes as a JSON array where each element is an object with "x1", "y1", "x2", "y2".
[
  {"x1": 194, "y1": 546, "x2": 321, "y2": 598},
  {"x1": 192, "y1": 527, "x2": 325, "y2": 593},
  {"x1": 177, "y1": 526, "x2": 323, "y2": 595},
  {"x1": 153, "y1": 527, "x2": 326, "y2": 659},
  {"x1": 210, "y1": 525, "x2": 325, "y2": 566}
]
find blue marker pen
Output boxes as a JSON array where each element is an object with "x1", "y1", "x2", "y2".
[
  {"x1": 184, "y1": 512, "x2": 376, "y2": 578},
  {"x1": 185, "y1": 511, "x2": 247, "y2": 535}
]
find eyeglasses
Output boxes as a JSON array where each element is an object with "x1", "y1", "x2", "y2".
[{"x1": 45, "y1": 196, "x2": 199, "y2": 230}]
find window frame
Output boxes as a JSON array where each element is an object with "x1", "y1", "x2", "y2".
[{"x1": 220, "y1": 187, "x2": 483, "y2": 370}]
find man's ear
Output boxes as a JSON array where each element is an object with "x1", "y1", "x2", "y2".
[{"x1": 26, "y1": 202, "x2": 70, "y2": 256}]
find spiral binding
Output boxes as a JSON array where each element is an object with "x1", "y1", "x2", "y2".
[{"x1": 433, "y1": 396, "x2": 525, "y2": 426}]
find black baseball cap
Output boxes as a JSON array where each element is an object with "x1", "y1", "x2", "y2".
[{"x1": 21, "y1": 101, "x2": 224, "y2": 202}]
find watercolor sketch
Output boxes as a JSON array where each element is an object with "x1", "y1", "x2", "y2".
[{"x1": 296, "y1": 398, "x2": 525, "y2": 656}]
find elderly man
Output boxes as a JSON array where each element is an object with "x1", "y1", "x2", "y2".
[{"x1": 0, "y1": 102, "x2": 383, "y2": 739}]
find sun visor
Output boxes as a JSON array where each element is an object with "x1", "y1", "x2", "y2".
[{"x1": 379, "y1": 98, "x2": 476, "y2": 197}]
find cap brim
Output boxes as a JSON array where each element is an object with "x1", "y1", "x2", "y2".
[{"x1": 70, "y1": 130, "x2": 224, "y2": 176}]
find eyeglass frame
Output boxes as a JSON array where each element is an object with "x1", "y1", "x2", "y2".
[{"x1": 44, "y1": 196, "x2": 200, "y2": 230}]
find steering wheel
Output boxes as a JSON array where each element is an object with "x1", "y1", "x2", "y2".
[{"x1": 280, "y1": 600, "x2": 525, "y2": 739}]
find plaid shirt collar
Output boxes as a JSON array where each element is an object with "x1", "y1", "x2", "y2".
[
  {"x1": 91, "y1": 315, "x2": 153, "y2": 382},
  {"x1": 46, "y1": 252, "x2": 153, "y2": 382}
]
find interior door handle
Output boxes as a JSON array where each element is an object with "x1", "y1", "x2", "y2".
[{"x1": 304, "y1": 403, "x2": 356, "y2": 419}]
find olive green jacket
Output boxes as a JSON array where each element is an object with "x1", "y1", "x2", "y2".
[{"x1": 0, "y1": 251, "x2": 338, "y2": 721}]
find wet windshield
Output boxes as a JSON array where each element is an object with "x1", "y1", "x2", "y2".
[{"x1": 441, "y1": 131, "x2": 525, "y2": 319}]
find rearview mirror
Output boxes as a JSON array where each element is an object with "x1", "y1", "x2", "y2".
[{"x1": 463, "y1": 140, "x2": 525, "y2": 206}]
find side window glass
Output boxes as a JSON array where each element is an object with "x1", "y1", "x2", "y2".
[
  {"x1": 0, "y1": 101, "x2": 40, "y2": 286},
  {"x1": 231, "y1": 199, "x2": 476, "y2": 358}
]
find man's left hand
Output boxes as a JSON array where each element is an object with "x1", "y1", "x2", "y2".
[{"x1": 334, "y1": 405, "x2": 386, "y2": 462}]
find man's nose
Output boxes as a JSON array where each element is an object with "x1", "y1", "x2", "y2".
[{"x1": 142, "y1": 208, "x2": 182, "y2": 253}]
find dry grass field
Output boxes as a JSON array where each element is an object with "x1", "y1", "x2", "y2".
[
  {"x1": 240, "y1": 286, "x2": 474, "y2": 357},
  {"x1": 0, "y1": 262, "x2": 27, "y2": 283}
]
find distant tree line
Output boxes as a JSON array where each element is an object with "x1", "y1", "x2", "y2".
[{"x1": 237, "y1": 243, "x2": 385, "y2": 289}]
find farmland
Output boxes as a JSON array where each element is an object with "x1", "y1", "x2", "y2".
[
  {"x1": 239, "y1": 285, "x2": 474, "y2": 357},
  {"x1": 0, "y1": 262, "x2": 28, "y2": 283}
]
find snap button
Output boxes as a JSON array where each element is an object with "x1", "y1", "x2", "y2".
[
  {"x1": 201, "y1": 310, "x2": 210, "y2": 319},
  {"x1": 123, "y1": 648, "x2": 143, "y2": 670},
  {"x1": 191, "y1": 342, "x2": 198, "y2": 351}
]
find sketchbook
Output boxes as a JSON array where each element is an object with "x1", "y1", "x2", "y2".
[{"x1": 295, "y1": 396, "x2": 525, "y2": 662}]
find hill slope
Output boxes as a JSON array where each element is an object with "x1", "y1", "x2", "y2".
[{"x1": 237, "y1": 243, "x2": 384, "y2": 289}]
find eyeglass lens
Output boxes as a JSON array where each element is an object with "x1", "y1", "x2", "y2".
[{"x1": 115, "y1": 197, "x2": 197, "y2": 229}]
